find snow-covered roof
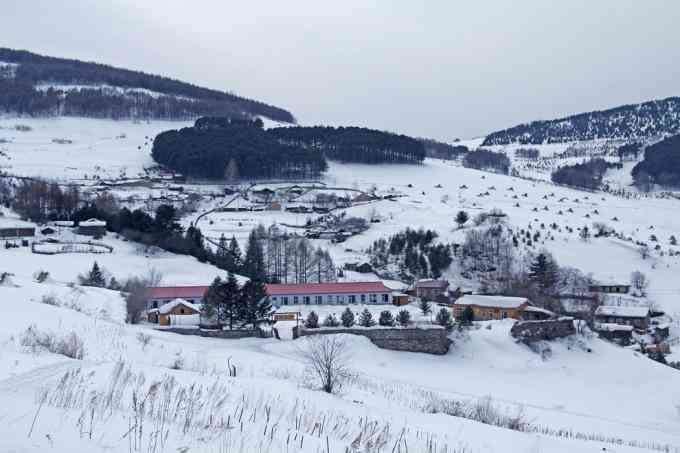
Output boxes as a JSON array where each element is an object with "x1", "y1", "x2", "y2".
[
  {"x1": 0, "y1": 216, "x2": 34, "y2": 229},
  {"x1": 454, "y1": 295, "x2": 528, "y2": 309},
  {"x1": 158, "y1": 298, "x2": 201, "y2": 315},
  {"x1": 595, "y1": 305, "x2": 649, "y2": 318},
  {"x1": 79, "y1": 218, "x2": 106, "y2": 227},
  {"x1": 596, "y1": 323, "x2": 634, "y2": 332},
  {"x1": 415, "y1": 279, "x2": 449, "y2": 289},
  {"x1": 523, "y1": 306, "x2": 554, "y2": 316}
]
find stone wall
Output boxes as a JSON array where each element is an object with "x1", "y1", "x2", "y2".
[
  {"x1": 295, "y1": 326, "x2": 451, "y2": 355},
  {"x1": 510, "y1": 317, "x2": 575, "y2": 343},
  {"x1": 156, "y1": 327, "x2": 264, "y2": 339}
]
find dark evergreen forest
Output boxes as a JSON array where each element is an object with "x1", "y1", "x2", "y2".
[
  {"x1": 269, "y1": 126, "x2": 426, "y2": 164},
  {"x1": 632, "y1": 134, "x2": 680, "y2": 188},
  {"x1": 0, "y1": 48, "x2": 294, "y2": 122},
  {"x1": 152, "y1": 119, "x2": 327, "y2": 179}
]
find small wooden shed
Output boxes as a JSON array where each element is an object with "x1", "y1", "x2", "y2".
[{"x1": 157, "y1": 299, "x2": 201, "y2": 326}]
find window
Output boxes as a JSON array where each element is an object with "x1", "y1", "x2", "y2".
[
  {"x1": 315, "y1": 295, "x2": 323, "y2": 304},
  {"x1": 303, "y1": 296, "x2": 310, "y2": 305},
  {"x1": 180, "y1": 308, "x2": 185, "y2": 314},
  {"x1": 282, "y1": 297, "x2": 289, "y2": 305},
  {"x1": 349, "y1": 295, "x2": 356, "y2": 304},
  {"x1": 370, "y1": 294, "x2": 377, "y2": 304},
  {"x1": 272, "y1": 296, "x2": 278, "y2": 302},
  {"x1": 327, "y1": 295, "x2": 334, "y2": 304},
  {"x1": 337, "y1": 295, "x2": 345, "y2": 303},
  {"x1": 502, "y1": 311, "x2": 508, "y2": 319},
  {"x1": 361, "y1": 294, "x2": 366, "y2": 303},
  {"x1": 293, "y1": 296, "x2": 299, "y2": 304},
  {"x1": 382, "y1": 294, "x2": 389, "y2": 303}
]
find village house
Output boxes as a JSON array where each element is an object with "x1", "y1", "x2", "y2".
[
  {"x1": 0, "y1": 217, "x2": 35, "y2": 239},
  {"x1": 155, "y1": 298, "x2": 201, "y2": 326},
  {"x1": 453, "y1": 295, "x2": 553, "y2": 321},
  {"x1": 594, "y1": 305, "x2": 650, "y2": 330},
  {"x1": 415, "y1": 279, "x2": 450, "y2": 301},
  {"x1": 588, "y1": 283, "x2": 631, "y2": 294},
  {"x1": 77, "y1": 218, "x2": 107, "y2": 237},
  {"x1": 145, "y1": 285, "x2": 209, "y2": 310},
  {"x1": 265, "y1": 281, "x2": 392, "y2": 306},
  {"x1": 595, "y1": 323, "x2": 634, "y2": 345}
]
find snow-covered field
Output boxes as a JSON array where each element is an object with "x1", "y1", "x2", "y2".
[{"x1": 1, "y1": 117, "x2": 680, "y2": 452}]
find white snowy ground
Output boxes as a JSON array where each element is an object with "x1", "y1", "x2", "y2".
[{"x1": 0, "y1": 117, "x2": 192, "y2": 180}]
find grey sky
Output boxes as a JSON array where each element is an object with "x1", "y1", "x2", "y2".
[{"x1": 3, "y1": 1, "x2": 679, "y2": 141}]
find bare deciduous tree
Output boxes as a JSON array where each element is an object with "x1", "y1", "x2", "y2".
[
  {"x1": 298, "y1": 335, "x2": 352, "y2": 394},
  {"x1": 630, "y1": 270, "x2": 649, "y2": 296}
]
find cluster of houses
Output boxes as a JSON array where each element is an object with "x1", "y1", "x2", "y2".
[{"x1": 0, "y1": 217, "x2": 107, "y2": 241}]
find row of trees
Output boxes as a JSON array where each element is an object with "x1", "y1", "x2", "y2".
[
  {"x1": 367, "y1": 228, "x2": 453, "y2": 281},
  {"x1": 551, "y1": 158, "x2": 619, "y2": 190},
  {"x1": 152, "y1": 120, "x2": 327, "y2": 180},
  {"x1": 0, "y1": 47, "x2": 294, "y2": 122},
  {"x1": 269, "y1": 126, "x2": 426, "y2": 164},
  {"x1": 419, "y1": 138, "x2": 468, "y2": 160},
  {"x1": 202, "y1": 273, "x2": 272, "y2": 330},
  {"x1": 462, "y1": 149, "x2": 510, "y2": 174},
  {"x1": 5, "y1": 178, "x2": 81, "y2": 222}
]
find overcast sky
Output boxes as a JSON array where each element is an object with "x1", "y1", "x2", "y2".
[{"x1": 3, "y1": 1, "x2": 679, "y2": 141}]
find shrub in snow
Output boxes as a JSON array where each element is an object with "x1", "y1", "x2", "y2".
[
  {"x1": 396, "y1": 309, "x2": 411, "y2": 327},
  {"x1": 20, "y1": 325, "x2": 84, "y2": 360},
  {"x1": 418, "y1": 298, "x2": 432, "y2": 315},
  {"x1": 378, "y1": 310, "x2": 395, "y2": 327},
  {"x1": 170, "y1": 351, "x2": 184, "y2": 370},
  {"x1": 341, "y1": 307, "x2": 355, "y2": 327},
  {"x1": 136, "y1": 332, "x2": 152, "y2": 350},
  {"x1": 358, "y1": 308, "x2": 376, "y2": 327},
  {"x1": 305, "y1": 311, "x2": 319, "y2": 329},
  {"x1": 40, "y1": 293, "x2": 60, "y2": 306},
  {"x1": 459, "y1": 306, "x2": 474, "y2": 325},
  {"x1": 78, "y1": 261, "x2": 106, "y2": 287},
  {"x1": 299, "y1": 335, "x2": 352, "y2": 394},
  {"x1": 436, "y1": 308, "x2": 453, "y2": 328},
  {"x1": 323, "y1": 313, "x2": 340, "y2": 327},
  {"x1": 33, "y1": 269, "x2": 50, "y2": 283}
]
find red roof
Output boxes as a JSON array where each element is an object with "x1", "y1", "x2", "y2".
[
  {"x1": 265, "y1": 281, "x2": 391, "y2": 296},
  {"x1": 145, "y1": 286, "x2": 209, "y2": 299}
]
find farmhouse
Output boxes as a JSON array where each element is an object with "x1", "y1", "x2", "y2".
[
  {"x1": 594, "y1": 305, "x2": 650, "y2": 330},
  {"x1": 266, "y1": 281, "x2": 392, "y2": 306},
  {"x1": 157, "y1": 298, "x2": 201, "y2": 326},
  {"x1": 588, "y1": 283, "x2": 631, "y2": 294},
  {"x1": 145, "y1": 285, "x2": 209, "y2": 310},
  {"x1": 0, "y1": 216, "x2": 35, "y2": 239},
  {"x1": 415, "y1": 279, "x2": 449, "y2": 300},
  {"x1": 77, "y1": 218, "x2": 107, "y2": 237},
  {"x1": 453, "y1": 295, "x2": 553, "y2": 321}
]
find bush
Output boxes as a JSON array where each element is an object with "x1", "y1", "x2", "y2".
[
  {"x1": 20, "y1": 325, "x2": 85, "y2": 360},
  {"x1": 341, "y1": 307, "x2": 355, "y2": 327},
  {"x1": 305, "y1": 311, "x2": 319, "y2": 329},
  {"x1": 419, "y1": 298, "x2": 432, "y2": 315},
  {"x1": 459, "y1": 306, "x2": 474, "y2": 325},
  {"x1": 358, "y1": 308, "x2": 376, "y2": 327},
  {"x1": 40, "y1": 293, "x2": 60, "y2": 306},
  {"x1": 136, "y1": 332, "x2": 152, "y2": 350},
  {"x1": 436, "y1": 307, "x2": 453, "y2": 328},
  {"x1": 397, "y1": 309, "x2": 411, "y2": 327},
  {"x1": 33, "y1": 269, "x2": 50, "y2": 283},
  {"x1": 378, "y1": 310, "x2": 395, "y2": 327},
  {"x1": 323, "y1": 313, "x2": 340, "y2": 327}
]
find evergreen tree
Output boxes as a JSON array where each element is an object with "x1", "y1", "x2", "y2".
[
  {"x1": 204, "y1": 273, "x2": 242, "y2": 330},
  {"x1": 435, "y1": 307, "x2": 453, "y2": 328},
  {"x1": 202, "y1": 276, "x2": 224, "y2": 323},
  {"x1": 108, "y1": 276, "x2": 121, "y2": 291},
  {"x1": 341, "y1": 307, "x2": 355, "y2": 327},
  {"x1": 378, "y1": 310, "x2": 395, "y2": 327},
  {"x1": 528, "y1": 252, "x2": 559, "y2": 294},
  {"x1": 227, "y1": 235, "x2": 243, "y2": 273},
  {"x1": 323, "y1": 313, "x2": 340, "y2": 327},
  {"x1": 214, "y1": 234, "x2": 230, "y2": 270},
  {"x1": 242, "y1": 230, "x2": 266, "y2": 280},
  {"x1": 455, "y1": 210, "x2": 469, "y2": 229},
  {"x1": 305, "y1": 311, "x2": 319, "y2": 329},
  {"x1": 83, "y1": 261, "x2": 106, "y2": 287},
  {"x1": 396, "y1": 309, "x2": 411, "y2": 327},
  {"x1": 358, "y1": 308, "x2": 376, "y2": 327},
  {"x1": 579, "y1": 226, "x2": 591, "y2": 242},
  {"x1": 459, "y1": 306, "x2": 474, "y2": 325},
  {"x1": 418, "y1": 298, "x2": 432, "y2": 316},
  {"x1": 240, "y1": 278, "x2": 270, "y2": 329}
]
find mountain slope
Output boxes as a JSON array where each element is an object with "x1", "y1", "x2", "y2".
[
  {"x1": 483, "y1": 97, "x2": 680, "y2": 145},
  {"x1": 0, "y1": 48, "x2": 295, "y2": 122}
]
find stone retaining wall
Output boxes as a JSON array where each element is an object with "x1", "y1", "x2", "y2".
[
  {"x1": 295, "y1": 326, "x2": 451, "y2": 355},
  {"x1": 510, "y1": 318, "x2": 575, "y2": 343},
  {"x1": 157, "y1": 327, "x2": 264, "y2": 339}
]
